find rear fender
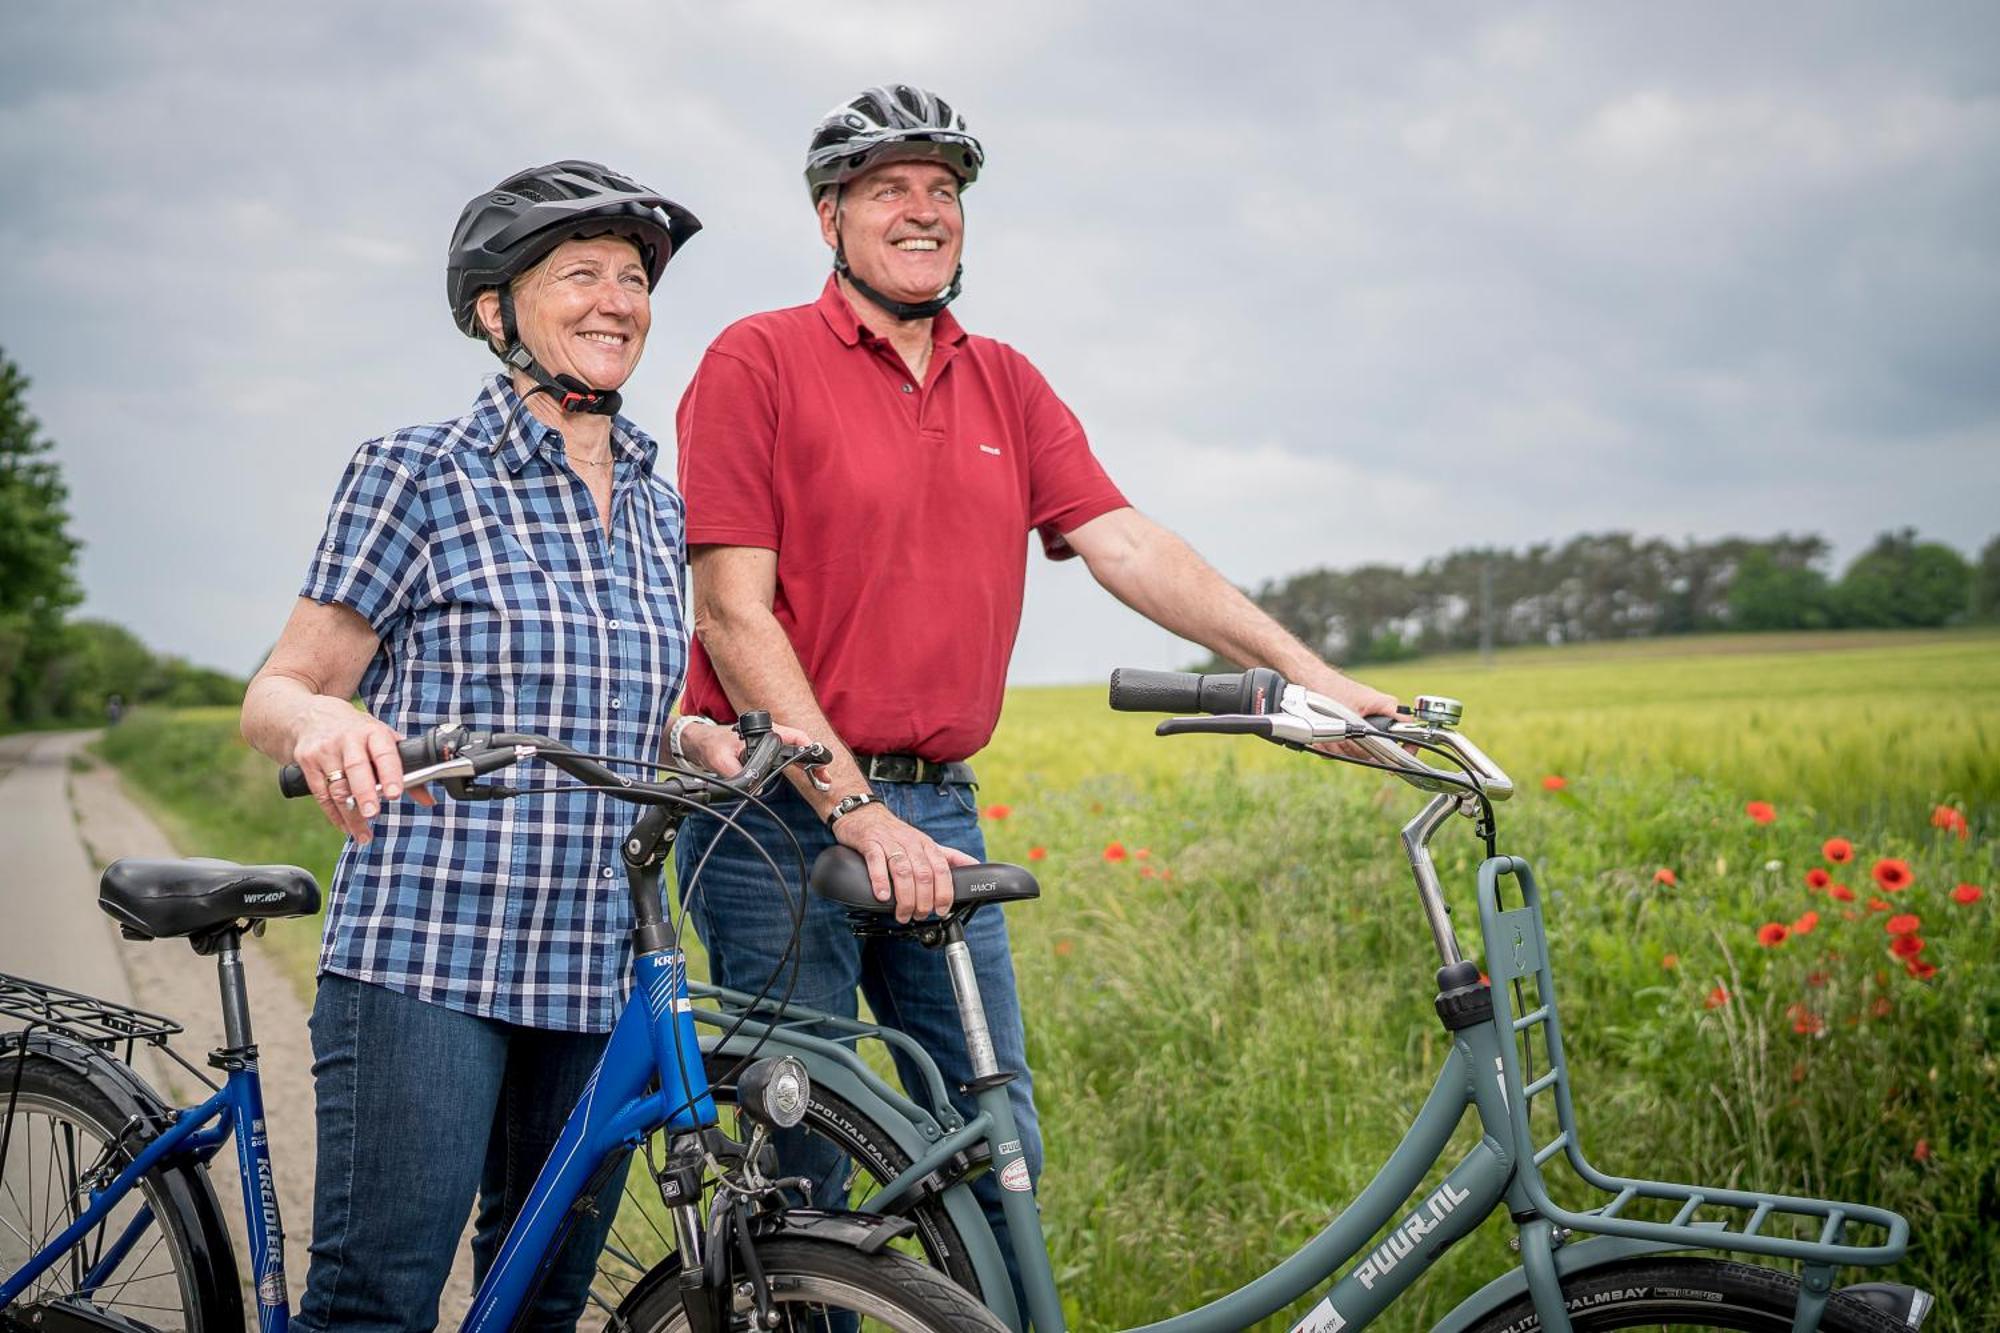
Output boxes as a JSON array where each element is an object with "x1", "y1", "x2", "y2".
[{"x1": 1432, "y1": 1231, "x2": 1723, "y2": 1333}]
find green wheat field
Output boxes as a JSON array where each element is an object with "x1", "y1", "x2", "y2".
[{"x1": 96, "y1": 628, "x2": 2000, "y2": 1329}]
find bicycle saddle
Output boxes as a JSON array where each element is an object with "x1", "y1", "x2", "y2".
[
  {"x1": 809, "y1": 847, "x2": 1039, "y2": 917},
  {"x1": 99, "y1": 858, "x2": 322, "y2": 941}
]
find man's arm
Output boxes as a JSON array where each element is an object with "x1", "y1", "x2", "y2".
[
  {"x1": 1062, "y1": 507, "x2": 1399, "y2": 718},
  {"x1": 690, "y1": 545, "x2": 973, "y2": 921}
]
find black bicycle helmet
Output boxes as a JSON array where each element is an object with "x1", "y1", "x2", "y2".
[
  {"x1": 804, "y1": 84, "x2": 984, "y2": 203},
  {"x1": 447, "y1": 160, "x2": 700, "y2": 414}
]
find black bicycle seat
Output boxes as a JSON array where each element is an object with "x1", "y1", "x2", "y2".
[
  {"x1": 808, "y1": 846, "x2": 1039, "y2": 919},
  {"x1": 100, "y1": 858, "x2": 321, "y2": 941}
]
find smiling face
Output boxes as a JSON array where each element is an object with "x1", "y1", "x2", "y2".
[
  {"x1": 818, "y1": 158, "x2": 965, "y2": 308},
  {"x1": 476, "y1": 234, "x2": 651, "y2": 390}
]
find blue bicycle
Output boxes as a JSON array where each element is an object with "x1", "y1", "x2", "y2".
[{"x1": 0, "y1": 713, "x2": 1007, "y2": 1332}]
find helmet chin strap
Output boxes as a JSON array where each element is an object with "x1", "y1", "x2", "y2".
[
  {"x1": 496, "y1": 287, "x2": 623, "y2": 417},
  {"x1": 830, "y1": 186, "x2": 964, "y2": 323}
]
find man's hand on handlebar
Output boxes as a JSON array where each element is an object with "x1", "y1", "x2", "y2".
[
  {"x1": 1285, "y1": 665, "x2": 1402, "y2": 760},
  {"x1": 831, "y1": 804, "x2": 978, "y2": 925}
]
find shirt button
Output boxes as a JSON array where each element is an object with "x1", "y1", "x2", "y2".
[
  {"x1": 608, "y1": 619, "x2": 621, "y2": 630},
  {"x1": 602, "y1": 867, "x2": 616, "y2": 879},
  {"x1": 900, "y1": 383, "x2": 914, "y2": 393},
  {"x1": 610, "y1": 698, "x2": 622, "y2": 710}
]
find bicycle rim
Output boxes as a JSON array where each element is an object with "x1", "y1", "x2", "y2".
[{"x1": 1, "y1": 1081, "x2": 204, "y2": 1329}]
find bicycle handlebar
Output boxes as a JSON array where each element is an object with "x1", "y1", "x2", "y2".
[
  {"x1": 1112, "y1": 667, "x2": 1514, "y2": 801},
  {"x1": 278, "y1": 717, "x2": 832, "y2": 811}
]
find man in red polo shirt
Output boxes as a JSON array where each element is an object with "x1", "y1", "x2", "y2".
[{"x1": 672, "y1": 83, "x2": 1396, "y2": 1307}]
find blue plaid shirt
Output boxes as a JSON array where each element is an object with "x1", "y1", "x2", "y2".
[{"x1": 302, "y1": 376, "x2": 688, "y2": 1032}]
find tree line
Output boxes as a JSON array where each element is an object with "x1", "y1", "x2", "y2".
[
  {"x1": 1241, "y1": 528, "x2": 2000, "y2": 666},
  {"x1": 0, "y1": 348, "x2": 242, "y2": 727}
]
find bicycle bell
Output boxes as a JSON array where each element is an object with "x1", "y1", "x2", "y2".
[{"x1": 1412, "y1": 695, "x2": 1463, "y2": 729}]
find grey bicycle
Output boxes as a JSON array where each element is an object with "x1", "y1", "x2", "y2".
[{"x1": 605, "y1": 667, "x2": 1934, "y2": 1333}]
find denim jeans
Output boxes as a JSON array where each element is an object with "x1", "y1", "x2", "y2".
[
  {"x1": 296, "y1": 974, "x2": 628, "y2": 1332},
  {"x1": 676, "y1": 777, "x2": 1044, "y2": 1318}
]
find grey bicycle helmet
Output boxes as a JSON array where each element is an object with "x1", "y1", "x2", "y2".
[
  {"x1": 804, "y1": 84, "x2": 984, "y2": 203},
  {"x1": 447, "y1": 160, "x2": 700, "y2": 413},
  {"x1": 807, "y1": 86, "x2": 982, "y2": 321}
]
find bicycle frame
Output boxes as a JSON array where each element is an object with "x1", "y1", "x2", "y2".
[
  {"x1": 691, "y1": 849, "x2": 1912, "y2": 1333},
  {"x1": 3, "y1": 941, "x2": 721, "y2": 1333}
]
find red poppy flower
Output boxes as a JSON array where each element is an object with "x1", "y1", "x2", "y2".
[
  {"x1": 1661, "y1": 953, "x2": 1679, "y2": 970},
  {"x1": 1793, "y1": 911, "x2": 1820, "y2": 935},
  {"x1": 1828, "y1": 882, "x2": 1856, "y2": 902},
  {"x1": 1103, "y1": 842, "x2": 1128, "y2": 862},
  {"x1": 1871, "y1": 996, "x2": 1892, "y2": 1018},
  {"x1": 1805, "y1": 868, "x2": 1830, "y2": 890},
  {"x1": 1905, "y1": 958, "x2": 1937, "y2": 981},
  {"x1": 1653, "y1": 867, "x2": 1677, "y2": 886},
  {"x1": 1705, "y1": 985, "x2": 1731, "y2": 1008},
  {"x1": 1822, "y1": 837, "x2": 1854, "y2": 864},
  {"x1": 1787, "y1": 1004, "x2": 1824, "y2": 1036},
  {"x1": 1134, "y1": 847, "x2": 1150, "y2": 860},
  {"x1": 1913, "y1": 1138, "x2": 1932, "y2": 1162},
  {"x1": 1889, "y1": 934, "x2": 1925, "y2": 959},
  {"x1": 1951, "y1": 883, "x2": 1983, "y2": 904},
  {"x1": 1053, "y1": 938, "x2": 1074, "y2": 958},
  {"x1": 1027, "y1": 846, "x2": 1047, "y2": 861},
  {"x1": 1806, "y1": 969, "x2": 1828, "y2": 987},
  {"x1": 1884, "y1": 913, "x2": 1921, "y2": 937},
  {"x1": 1841, "y1": 910, "x2": 1859, "y2": 921},
  {"x1": 982, "y1": 803, "x2": 1012, "y2": 821},
  {"x1": 1744, "y1": 801, "x2": 1777, "y2": 825},
  {"x1": 1139, "y1": 866, "x2": 1156, "y2": 879},
  {"x1": 1542, "y1": 774, "x2": 1567, "y2": 792},
  {"x1": 1161, "y1": 869, "x2": 1174, "y2": 882},
  {"x1": 1756, "y1": 922, "x2": 1789, "y2": 947},
  {"x1": 1930, "y1": 805, "x2": 1969, "y2": 840},
  {"x1": 1867, "y1": 897, "x2": 1891, "y2": 912},
  {"x1": 1872, "y1": 858, "x2": 1913, "y2": 892}
]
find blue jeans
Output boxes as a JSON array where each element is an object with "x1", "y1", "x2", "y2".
[
  {"x1": 296, "y1": 975, "x2": 628, "y2": 1332},
  {"x1": 676, "y1": 777, "x2": 1043, "y2": 1318}
]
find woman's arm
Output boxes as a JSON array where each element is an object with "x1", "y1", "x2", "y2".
[{"x1": 241, "y1": 597, "x2": 431, "y2": 843}]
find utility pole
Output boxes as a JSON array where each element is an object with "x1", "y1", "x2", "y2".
[{"x1": 1479, "y1": 558, "x2": 1494, "y2": 668}]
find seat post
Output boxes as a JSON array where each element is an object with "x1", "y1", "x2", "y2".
[
  {"x1": 214, "y1": 931, "x2": 254, "y2": 1052},
  {"x1": 940, "y1": 919, "x2": 1000, "y2": 1082}
]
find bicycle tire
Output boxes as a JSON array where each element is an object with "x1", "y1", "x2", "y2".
[
  {"x1": 593, "y1": 1051, "x2": 982, "y2": 1316},
  {"x1": 1461, "y1": 1257, "x2": 1912, "y2": 1332},
  {"x1": 617, "y1": 1235, "x2": 1007, "y2": 1332},
  {"x1": 0, "y1": 1042, "x2": 239, "y2": 1331}
]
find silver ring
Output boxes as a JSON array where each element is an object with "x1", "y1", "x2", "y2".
[{"x1": 325, "y1": 769, "x2": 346, "y2": 784}]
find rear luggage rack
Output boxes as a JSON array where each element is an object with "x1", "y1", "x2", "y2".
[
  {"x1": 1476, "y1": 857, "x2": 1908, "y2": 1269},
  {"x1": 0, "y1": 971, "x2": 183, "y2": 1064}
]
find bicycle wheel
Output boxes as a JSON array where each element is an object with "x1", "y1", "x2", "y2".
[
  {"x1": 591, "y1": 1050, "x2": 981, "y2": 1317},
  {"x1": 0, "y1": 1043, "x2": 238, "y2": 1330},
  {"x1": 1463, "y1": 1257, "x2": 1911, "y2": 1332},
  {"x1": 618, "y1": 1235, "x2": 1007, "y2": 1331}
]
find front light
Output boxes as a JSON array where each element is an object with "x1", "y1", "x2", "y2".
[{"x1": 739, "y1": 1056, "x2": 811, "y2": 1131}]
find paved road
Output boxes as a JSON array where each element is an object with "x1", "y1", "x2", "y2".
[{"x1": 0, "y1": 729, "x2": 477, "y2": 1323}]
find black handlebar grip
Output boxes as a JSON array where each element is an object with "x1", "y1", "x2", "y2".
[
  {"x1": 1108, "y1": 668, "x2": 1212, "y2": 713},
  {"x1": 1360, "y1": 714, "x2": 1398, "y2": 733},
  {"x1": 278, "y1": 730, "x2": 445, "y2": 799},
  {"x1": 1109, "y1": 666, "x2": 1289, "y2": 716}
]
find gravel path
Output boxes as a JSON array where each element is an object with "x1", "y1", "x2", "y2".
[{"x1": 1, "y1": 730, "x2": 476, "y2": 1325}]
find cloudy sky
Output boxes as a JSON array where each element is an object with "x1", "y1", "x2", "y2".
[{"x1": 2, "y1": 3, "x2": 1995, "y2": 685}]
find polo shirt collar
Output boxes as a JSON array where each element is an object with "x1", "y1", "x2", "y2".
[
  {"x1": 476, "y1": 374, "x2": 660, "y2": 476},
  {"x1": 814, "y1": 274, "x2": 968, "y2": 350}
]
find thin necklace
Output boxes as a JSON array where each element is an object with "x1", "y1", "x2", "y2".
[{"x1": 571, "y1": 454, "x2": 615, "y2": 469}]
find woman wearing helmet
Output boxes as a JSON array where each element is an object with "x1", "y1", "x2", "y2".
[{"x1": 242, "y1": 160, "x2": 760, "y2": 1330}]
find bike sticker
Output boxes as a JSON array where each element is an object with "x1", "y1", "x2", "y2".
[
  {"x1": 1287, "y1": 1296, "x2": 1347, "y2": 1332},
  {"x1": 1000, "y1": 1159, "x2": 1032, "y2": 1192}
]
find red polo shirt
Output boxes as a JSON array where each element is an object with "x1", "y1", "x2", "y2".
[{"x1": 677, "y1": 277, "x2": 1128, "y2": 761}]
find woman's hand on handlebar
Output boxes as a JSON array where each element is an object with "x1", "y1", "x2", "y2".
[
  {"x1": 288, "y1": 698, "x2": 435, "y2": 844},
  {"x1": 678, "y1": 718, "x2": 818, "y2": 779}
]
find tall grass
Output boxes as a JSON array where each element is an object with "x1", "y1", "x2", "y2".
[{"x1": 97, "y1": 631, "x2": 1999, "y2": 1329}]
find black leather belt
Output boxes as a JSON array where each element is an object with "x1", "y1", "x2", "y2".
[{"x1": 855, "y1": 753, "x2": 977, "y2": 785}]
